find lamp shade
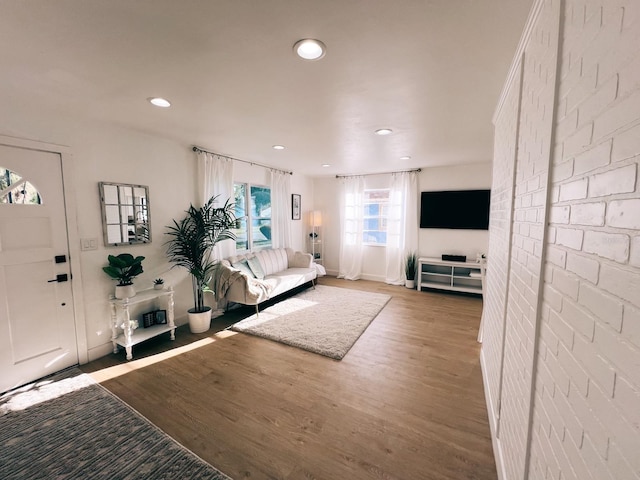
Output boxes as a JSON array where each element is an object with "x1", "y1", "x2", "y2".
[{"x1": 312, "y1": 210, "x2": 322, "y2": 227}]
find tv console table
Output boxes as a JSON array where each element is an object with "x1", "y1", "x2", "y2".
[{"x1": 417, "y1": 257, "x2": 485, "y2": 295}]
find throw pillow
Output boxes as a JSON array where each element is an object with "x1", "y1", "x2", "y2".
[
  {"x1": 246, "y1": 256, "x2": 265, "y2": 280},
  {"x1": 231, "y1": 259, "x2": 255, "y2": 278}
]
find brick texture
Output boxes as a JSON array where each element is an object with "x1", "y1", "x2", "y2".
[
  {"x1": 482, "y1": 56, "x2": 522, "y2": 437},
  {"x1": 485, "y1": 1, "x2": 562, "y2": 479},
  {"x1": 483, "y1": 1, "x2": 640, "y2": 479}
]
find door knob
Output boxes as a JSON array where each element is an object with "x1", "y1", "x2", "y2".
[{"x1": 48, "y1": 274, "x2": 68, "y2": 283}]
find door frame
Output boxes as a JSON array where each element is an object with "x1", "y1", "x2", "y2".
[{"x1": 0, "y1": 134, "x2": 88, "y2": 364}]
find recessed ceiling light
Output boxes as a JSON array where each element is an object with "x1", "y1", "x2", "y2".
[
  {"x1": 272, "y1": 145, "x2": 285, "y2": 150},
  {"x1": 322, "y1": 164, "x2": 331, "y2": 168},
  {"x1": 148, "y1": 97, "x2": 171, "y2": 108},
  {"x1": 293, "y1": 39, "x2": 326, "y2": 60},
  {"x1": 400, "y1": 156, "x2": 411, "y2": 160},
  {"x1": 375, "y1": 128, "x2": 393, "y2": 136}
]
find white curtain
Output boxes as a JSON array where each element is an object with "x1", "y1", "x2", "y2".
[
  {"x1": 270, "y1": 170, "x2": 292, "y2": 248},
  {"x1": 196, "y1": 150, "x2": 235, "y2": 259},
  {"x1": 385, "y1": 171, "x2": 419, "y2": 285},
  {"x1": 338, "y1": 176, "x2": 365, "y2": 280}
]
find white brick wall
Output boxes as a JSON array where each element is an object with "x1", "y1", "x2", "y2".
[
  {"x1": 483, "y1": 1, "x2": 562, "y2": 478},
  {"x1": 482, "y1": 45, "x2": 523, "y2": 444},
  {"x1": 483, "y1": 1, "x2": 640, "y2": 479}
]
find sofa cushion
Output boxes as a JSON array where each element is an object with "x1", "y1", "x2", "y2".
[
  {"x1": 246, "y1": 256, "x2": 265, "y2": 279},
  {"x1": 254, "y1": 248, "x2": 288, "y2": 276},
  {"x1": 265, "y1": 268, "x2": 317, "y2": 298},
  {"x1": 231, "y1": 259, "x2": 255, "y2": 278}
]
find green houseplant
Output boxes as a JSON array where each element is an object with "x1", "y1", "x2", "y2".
[
  {"x1": 103, "y1": 253, "x2": 145, "y2": 299},
  {"x1": 165, "y1": 196, "x2": 236, "y2": 333},
  {"x1": 405, "y1": 251, "x2": 417, "y2": 289}
]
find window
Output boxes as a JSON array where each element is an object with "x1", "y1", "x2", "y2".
[
  {"x1": 0, "y1": 167, "x2": 42, "y2": 205},
  {"x1": 233, "y1": 183, "x2": 271, "y2": 251},
  {"x1": 363, "y1": 189, "x2": 389, "y2": 245}
]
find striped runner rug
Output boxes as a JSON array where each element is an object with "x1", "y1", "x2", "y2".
[{"x1": 0, "y1": 367, "x2": 231, "y2": 479}]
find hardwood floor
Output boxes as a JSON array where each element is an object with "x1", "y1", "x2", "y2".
[{"x1": 81, "y1": 277, "x2": 496, "y2": 480}]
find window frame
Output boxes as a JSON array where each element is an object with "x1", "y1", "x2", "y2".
[
  {"x1": 362, "y1": 188, "x2": 390, "y2": 246},
  {"x1": 233, "y1": 182, "x2": 272, "y2": 252},
  {"x1": 0, "y1": 167, "x2": 43, "y2": 205}
]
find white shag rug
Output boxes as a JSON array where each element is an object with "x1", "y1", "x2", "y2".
[{"x1": 230, "y1": 285, "x2": 391, "y2": 360}]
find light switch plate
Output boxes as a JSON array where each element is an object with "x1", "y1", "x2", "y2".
[{"x1": 81, "y1": 238, "x2": 98, "y2": 251}]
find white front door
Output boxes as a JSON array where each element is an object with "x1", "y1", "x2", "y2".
[{"x1": 0, "y1": 144, "x2": 78, "y2": 393}]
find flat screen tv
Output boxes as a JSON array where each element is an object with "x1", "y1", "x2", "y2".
[{"x1": 420, "y1": 189, "x2": 491, "y2": 230}]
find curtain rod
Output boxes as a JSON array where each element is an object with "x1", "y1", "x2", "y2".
[
  {"x1": 335, "y1": 168, "x2": 421, "y2": 178},
  {"x1": 192, "y1": 146, "x2": 293, "y2": 175}
]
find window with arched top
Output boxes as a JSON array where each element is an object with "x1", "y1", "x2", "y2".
[{"x1": 0, "y1": 168, "x2": 42, "y2": 204}]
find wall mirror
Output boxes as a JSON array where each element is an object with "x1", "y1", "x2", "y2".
[{"x1": 99, "y1": 182, "x2": 151, "y2": 246}]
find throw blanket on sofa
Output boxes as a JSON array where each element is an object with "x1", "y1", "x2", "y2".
[{"x1": 214, "y1": 262, "x2": 272, "y2": 304}]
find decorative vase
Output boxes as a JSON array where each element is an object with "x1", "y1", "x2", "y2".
[
  {"x1": 187, "y1": 307, "x2": 212, "y2": 333},
  {"x1": 115, "y1": 284, "x2": 136, "y2": 299},
  {"x1": 405, "y1": 279, "x2": 415, "y2": 289},
  {"x1": 154, "y1": 284, "x2": 164, "y2": 290}
]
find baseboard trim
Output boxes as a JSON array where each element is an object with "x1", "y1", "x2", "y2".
[
  {"x1": 480, "y1": 348, "x2": 507, "y2": 480},
  {"x1": 87, "y1": 343, "x2": 115, "y2": 363},
  {"x1": 326, "y1": 270, "x2": 386, "y2": 283}
]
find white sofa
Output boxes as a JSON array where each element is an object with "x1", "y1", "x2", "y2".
[{"x1": 214, "y1": 248, "x2": 317, "y2": 312}]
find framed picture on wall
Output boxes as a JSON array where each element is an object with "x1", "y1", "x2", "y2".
[{"x1": 292, "y1": 194, "x2": 301, "y2": 220}]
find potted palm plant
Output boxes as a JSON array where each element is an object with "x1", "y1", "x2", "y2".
[
  {"x1": 165, "y1": 196, "x2": 236, "y2": 333},
  {"x1": 103, "y1": 253, "x2": 145, "y2": 299},
  {"x1": 405, "y1": 251, "x2": 417, "y2": 289}
]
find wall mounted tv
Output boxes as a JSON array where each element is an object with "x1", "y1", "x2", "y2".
[{"x1": 420, "y1": 189, "x2": 491, "y2": 230}]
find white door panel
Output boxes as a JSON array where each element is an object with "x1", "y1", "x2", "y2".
[{"x1": 0, "y1": 144, "x2": 78, "y2": 393}]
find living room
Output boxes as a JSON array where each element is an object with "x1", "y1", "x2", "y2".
[{"x1": 1, "y1": 1, "x2": 639, "y2": 480}]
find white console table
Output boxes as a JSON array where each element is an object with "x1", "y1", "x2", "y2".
[
  {"x1": 417, "y1": 257, "x2": 485, "y2": 295},
  {"x1": 109, "y1": 287, "x2": 175, "y2": 360}
]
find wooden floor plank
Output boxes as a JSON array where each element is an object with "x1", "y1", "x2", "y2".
[{"x1": 82, "y1": 277, "x2": 496, "y2": 480}]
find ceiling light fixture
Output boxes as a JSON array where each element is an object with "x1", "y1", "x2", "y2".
[
  {"x1": 293, "y1": 39, "x2": 326, "y2": 60},
  {"x1": 400, "y1": 156, "x2": 411, "y2": 160},
  {"x1": 148, "y1": 97, "x2": 171, "y2": 108},
  {"x1": 375, "y1": 128, "x2": 393, "y2": 136},
  {"x1": 322, "y1": 164, "x2": 331, "y2": 168},
  {"x1": 272, "y1": 145, "x2": 285, "y2": 150}
]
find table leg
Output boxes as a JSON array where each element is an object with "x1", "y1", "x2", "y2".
[
  {"x1": 109, "y1": 300, "x2": 119, "y2": 354},
  {"x1": 168, "y1": 288, "x2": 176, "y2": 341}
]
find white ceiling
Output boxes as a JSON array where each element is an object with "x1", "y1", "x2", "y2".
[{"x1": 0, "y1": 0, "x2": 533, "y2": 177}]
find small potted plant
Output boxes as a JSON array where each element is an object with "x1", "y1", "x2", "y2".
[
  {"x1": 103, "y1": 253, "x2": 145, "y2": 299},
  {"x1": 405, "y1": 251, "x2": 417, "y2": 289},
  {"x1": 153, "y1": 278, "x2": 165, "y2": 290}
]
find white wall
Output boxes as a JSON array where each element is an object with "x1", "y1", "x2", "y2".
[
  {"x1": 312, "y1": 176, "x2": 341, "y2": 275},
  {"x1": 313, "y1": 163, "x2": 491, "y2": 280},
  {"x1": 289, "y1": 174, "x2": 315, "y2": 254},
  {"x1": 483, "y1": 1, "x2": 640, "y2": 479},
  {"x1": 0, "y1": 105, "x2": 313, "y2": 361}
]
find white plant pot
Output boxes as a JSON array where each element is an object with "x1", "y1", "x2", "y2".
[
  {"x1": 405, "y1": 279, "x2": 415, "y2": 289},
  {"x1": 115, "y1": 284, "x2": 136, "y2": 299},
  {"x1": 154, "y1": 284, "x2": 164, "y2": 290},
  {"x1": 188, "y1": 307, "x2": 212, "y2": 334}
]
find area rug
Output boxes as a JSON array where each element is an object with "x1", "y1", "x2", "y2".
[
  {"x1": 230, "y1": 285, "x2": 391, "y2": 360},
  {"x1": 0, "y1": 367, "x2": 231, "y2": 480}
]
